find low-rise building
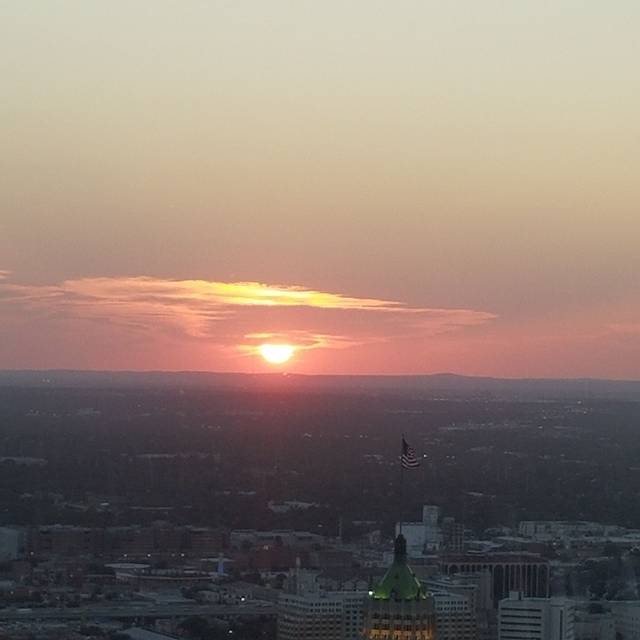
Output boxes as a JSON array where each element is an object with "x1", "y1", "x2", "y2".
[
  {"x1": 574, "y1": 608, "x2": 615, "y2": 640},
  {"x1": 610, "y1": 601, "x2": 640, "y2": 640}
]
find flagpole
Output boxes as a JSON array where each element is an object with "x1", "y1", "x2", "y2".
[{"x1": 399, "y1": 435, "x2": 405, "y2": 535}]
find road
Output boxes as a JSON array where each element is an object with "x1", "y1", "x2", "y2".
[{"x1": 0, "y1": 602, "x2": 275, "y2": 622}]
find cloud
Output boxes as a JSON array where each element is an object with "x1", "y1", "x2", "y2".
[
  {"x1": 0, "y1": 270, "x2": 11, "y2": 280},
  {"x1": 0, "y1": 274, "x2": 497, "y2": 350},
  {"x1": 608, "y1": 323, "x2": 640, "y2": 336},
  {"x1": 242, "y1": 331, "x2": 360, "y2": 353}
]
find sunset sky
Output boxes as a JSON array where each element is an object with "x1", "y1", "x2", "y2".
[{"x1": 1, "y1": 1, "x2": 639, "y2": 377}]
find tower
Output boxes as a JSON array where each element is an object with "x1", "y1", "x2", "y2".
[{"x1": 362, "y1": 534, "x2": 437, "y2": 640}]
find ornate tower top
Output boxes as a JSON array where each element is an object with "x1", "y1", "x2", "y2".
[{"x1": 371, "y1": 534, "x2": 429, "y2": 601}]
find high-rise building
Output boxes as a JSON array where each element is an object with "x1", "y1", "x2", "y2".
[
  {"x1": 277, "y1": 566, "x2": 367, "y2": 640},
  {"x1": 362, "y1": 534, "x2": 437, "y2": 640},
  {"x1": 423, "y1": 506, "x2": 441, "y2": 552},
  {"x1": 441, "y1": 517, "x2": 464, "y2": 553},
  {"x1": 498, "y1": 592, "x2": 575, "y2": 640},
  {"x1": 395, "y1": 505, "x2": 442, "y2": 556}
]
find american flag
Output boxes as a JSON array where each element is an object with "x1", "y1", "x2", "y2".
[{"x1": 401, "y1": 437, "x2": 420, "y2": 469}]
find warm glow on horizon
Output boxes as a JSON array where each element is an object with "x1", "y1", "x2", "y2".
[
  {"x1": 259, "y1": 344, "x2": 295, "y2": 365},
  {"x1": 1, "y1": 2, "x2": 639, "y2": 378}
]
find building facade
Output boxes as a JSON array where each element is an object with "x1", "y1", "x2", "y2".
[
  {"x1": 609, "y1": 602, "x2": 640, "y2": 640},
  {"x1": 498, "y1": 592, "x2": 575, "y2": 640},
  {"x1": 441, "y1": 518, "x2": 464, "y2": 553},
  {"x1": 278, "y1": 590, "x2": 367, "y2": 640},
  {"x1": 431, "y1": 589, "x2": 477, "y2": 640},
  {"x1": 574, "y1": 608, "x2": 615, "y2": 640},
  {"x1": 440, "y1": 554, "x2": 550, "y2": 603}
]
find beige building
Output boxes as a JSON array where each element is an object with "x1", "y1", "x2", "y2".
[
  {"x1": 431, "y1": 589, "x2": 477, "y2": 640},
  {"x1": 278, "y1": 590, "x2": 367, "y2": 640}
]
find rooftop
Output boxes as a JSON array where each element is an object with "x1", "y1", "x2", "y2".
[{"x1": 371, "y1": 535, "x2": 428, "y2": 601}]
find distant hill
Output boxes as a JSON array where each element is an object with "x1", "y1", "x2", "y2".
[{"x1": 0, "y1": 369, "x2": 639, "y2": 400}]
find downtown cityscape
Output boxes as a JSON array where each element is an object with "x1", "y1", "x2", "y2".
[
  {"x1": 0, "y1": 374, "x2": 640, "y2": 639},
  {"x1": 2, "y1": 1, "x2": 640, "y2": 639}
]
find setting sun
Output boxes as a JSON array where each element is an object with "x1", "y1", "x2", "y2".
[{"x1": 259, "y1": 343, "x2": 295, "y2": 365}]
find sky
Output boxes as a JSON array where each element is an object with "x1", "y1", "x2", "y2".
[{"x1": 1, "y1": 1, "x2": 639, "y2": 377}]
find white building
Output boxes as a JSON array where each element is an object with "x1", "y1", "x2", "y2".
[
  {"x1": 499, "y1": 592, "x2": 575, "y2": 640},
  {"x1": 424, "y1": 505, "x2": 442, "y2": 551},
  {"x1": 395, "y1": 504, "x2": 442, "y2": 556}
]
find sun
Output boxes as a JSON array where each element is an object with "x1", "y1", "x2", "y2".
[{"x1": 259, "y1": 343, "x2": 295, "y2": 365}]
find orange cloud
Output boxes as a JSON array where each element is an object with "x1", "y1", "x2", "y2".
[
  {"x1": 0, "y1": 275, "x2": 497, "y2": 352},
  {"x1": 14, "y1": 277, "x2": 406, "y2": 311},
  {"x1": 242, "y1": 331, "x2": 360, "y2": 354}
]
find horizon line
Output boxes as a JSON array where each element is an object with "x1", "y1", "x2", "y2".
[{"x1": 0, "y1": 368, "x2": 639, "y2": 384}]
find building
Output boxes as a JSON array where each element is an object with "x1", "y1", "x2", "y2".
[
  {"x1": 426, "y1": 574, "x2": 492, "y2": 613},
  {"x1": 277, "y1": 564, "x2": 368, "y2": 640},
  {"x1": 27, "y1": 525, "x2": 104, "y2": 557},
  {"x1": 230, "y1": 529, "x2": 324, "y2": 550},
  {"x1": 431, "y1": 588, "x2": 477, "y2": 640},
  {"x1": 498, "y1": 592, "x2": 575, "y2": 640},
  {"x1": 574, "y1": 608, "x2": 615, "y2": 640},
  {"x1": 362, "y1": 533, "x2": 437, "y2": 639},
  {"x1": 440, "y1": 553, "x2": 550, "y2": 603},
  {"x1": 0, "y1": 527, "x2": 24, "y2": 561},
  {"x1": 395, "y1": 505, "x2": 442, "y2": 556},
  {"x1": 278, "y1": 589, "x2": 367, "y2": 640},
  {"x1": 518, "y1": 521, "x2": 620, "y2": 542},
  {"x1": 183, "y1": 526, "x2": 224, "y2": 553},
  {"x1": 25, "y1": 524, "x2": 227, "y2": 559},
  {"x1": 426, "y1": 572, "x2": 493, "y2": 640},
  {"x1": 441, "y1": 518, "x2": 464, "y2": 553},
  {"x1": 423, "y1": 506, "x2": 442, "y2": 552},
  {"x1": 609, "y1": 602, "x2": 640, "y2": 640}
]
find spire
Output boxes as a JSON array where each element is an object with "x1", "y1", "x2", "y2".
[
  {"x1": 371, "y1": 533, "x2": 428, "y2": 601},
  {"x1": 394, "y1": 533, "x2": 407, "y2": 562}
]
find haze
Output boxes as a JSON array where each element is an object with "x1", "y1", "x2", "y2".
[{"x1": 1, "y1": 1, "x2": 639, "y2": 377}]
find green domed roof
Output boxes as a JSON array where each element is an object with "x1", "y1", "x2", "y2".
[{"x1": 372, "y1": 534, "x2": 428, "y2": 601}]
